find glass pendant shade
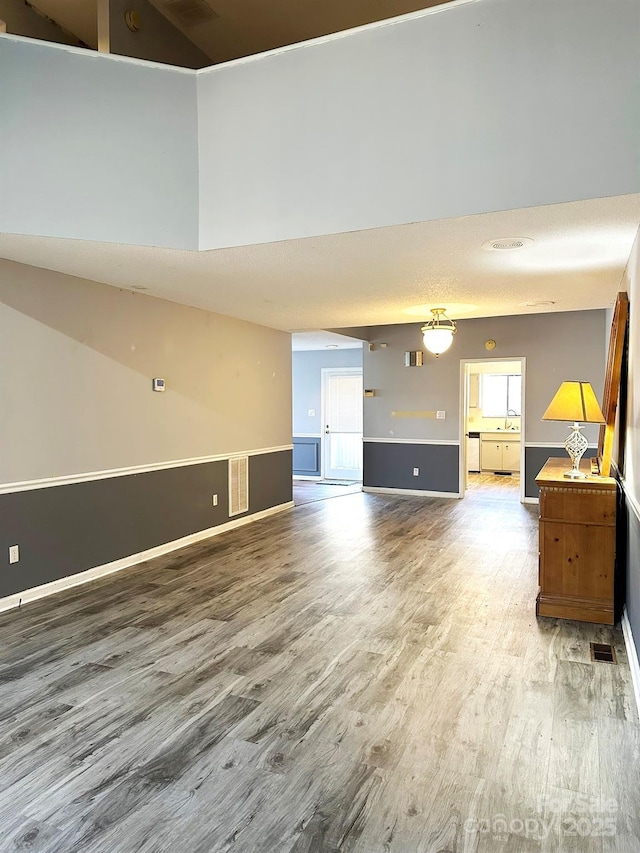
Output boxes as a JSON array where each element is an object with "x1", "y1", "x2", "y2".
[{"x1": 421, "y1": 308, "x2": 457, "y2": 357}]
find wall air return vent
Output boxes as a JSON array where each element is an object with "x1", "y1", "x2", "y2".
[
  {"x1": 229, "y1": 456, "x2": 249, "y2": 517},
  {"x1": 162, "y1": 0, "x2": 219, "y2": 27}
]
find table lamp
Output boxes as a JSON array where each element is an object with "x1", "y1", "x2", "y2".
[{"x1": 542, "y1": 381, "x2": 605, "y2": 478}]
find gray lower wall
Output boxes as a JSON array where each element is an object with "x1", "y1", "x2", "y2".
[
  {"x1": 622, "y1": 492, "x2": 640, "y2": 643},
  {"x1": 0, "y1": 450, "x2": 291, "y2": 599},
  {"x1": 524, "y1": 446, "x2": 598, "y2": 500},
  {"x1": 248, "y1": 451, "x2": 292, "y2": 515},
  {"x1": 293, "y1": 437, "x2": 321, "y2": 477},
  {"x1": 363, "y1": 442, "x2": 459, "y2": 493}
]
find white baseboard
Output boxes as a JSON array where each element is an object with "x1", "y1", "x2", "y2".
[
  {"x1": 622, "y1": 608, "x2": 640, "y2": 721},
  {"x1": 363, "y1": 486, "x2": 459, "y2": 499},
  {"x1": 292, "y1": 475, "x2": 322, "y2": 481},
  {"x1": 523, "y1": 496, "x2": 540, "y2": 505},
  {"x1": 0, "y1": 501, "x2": 294, "y2": 615}
]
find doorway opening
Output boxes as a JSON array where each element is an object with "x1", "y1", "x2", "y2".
[
  {"x1": 292, "y1": 366, "x2": 363, "y2": 506},
  {"x1": 459, "y1": 358, "x2": 526, "y2": 502},
  {"x1": 291, "y1": 335, "x2": 364, "y2": 506},
  {"x1": 321, "y1": 367, "x2": 363, "y2": 482}
]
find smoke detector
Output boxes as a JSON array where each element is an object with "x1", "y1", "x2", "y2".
[{"x1": 483, "y1": 237, "x2": 534, "y2": 251}]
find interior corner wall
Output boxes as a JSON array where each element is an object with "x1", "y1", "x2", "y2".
[
  {"x1": 617, "y1": 226, "x2": 640, "y2": 662},
  {"x1": 0, "y1": 259, "x2": 292, "y2": 599},
  {"x1": 196, "y1": 0, "x2": 640, "y2": 250},
  {"x1": 362, "y1": 310, "x2": 606, "y2": 496},
  {"x1": 0, "y1": 36, "x2": 199, "y2": 249},
  {"x1": 108, "y1": 0, "x2": 211, "y2": 69}
]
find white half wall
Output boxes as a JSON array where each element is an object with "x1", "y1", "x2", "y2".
[
  {"x1": 2, "y1": 0, "x2": 639, "y2": 251},
  {"x1": 197, "y1": 0, "x2": 640, "y2": 249},
  {"x1": 0, "y1": 36, "x2": 199, "y2": 249}
]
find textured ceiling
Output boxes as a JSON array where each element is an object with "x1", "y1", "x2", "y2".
[{"x1": 1, "y1": 195, "x2": 639, "y2": 332}]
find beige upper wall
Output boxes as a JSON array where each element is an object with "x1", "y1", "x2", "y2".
[{"x1": 0, "y1": 260, "x2": 292, "y2": 484}]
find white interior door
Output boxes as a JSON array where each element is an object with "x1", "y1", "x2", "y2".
[{"x1": 322, "y1": 369, "x2": 363, "y2": 481}]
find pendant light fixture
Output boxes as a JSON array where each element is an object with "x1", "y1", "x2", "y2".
[{"x1": 421, "y1": 308, "x2": 457, "y2": 357}]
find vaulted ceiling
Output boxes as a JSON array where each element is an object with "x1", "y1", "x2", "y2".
[{"x1": 25, "y1": 0, "x2": 459, "y2": 62}]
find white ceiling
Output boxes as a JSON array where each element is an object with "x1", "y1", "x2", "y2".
[
  {"x1": 292, "y1": 331, "x2": 365, "y2": 351},
  {"x1": 1, "y1": 194, "x2": 638, "y2": 333}
]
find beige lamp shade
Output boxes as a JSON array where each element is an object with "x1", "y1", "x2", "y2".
[{"x1": 542, "y1": 381, "x2": 605, "y2": 424}]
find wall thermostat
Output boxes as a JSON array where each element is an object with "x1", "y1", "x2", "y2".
[{"x1": 152, "y1": 378, "x2": 166, "y2": 392}]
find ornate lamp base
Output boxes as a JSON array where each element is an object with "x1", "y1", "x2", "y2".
[{"x1": 563, "y1": 422, "x2": 588, "y2": 478}]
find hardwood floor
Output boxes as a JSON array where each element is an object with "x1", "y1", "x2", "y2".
[
  {"x1": 293, "y1": 479, "x2": 362, "y2": 505},
  {"x1": 0, "y1": 487, "x2": 638, "y2": 852},
  {"x1": 466, "y1": 471, "x2": 521, "y2": 497}
]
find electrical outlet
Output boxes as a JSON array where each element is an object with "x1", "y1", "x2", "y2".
[
  {"x1": 212, "y1": 494, "x2": 218, "y2": 507},
  {"x1": 9, "y1": 545, "x2": 19, "y2": 564},
  {"x1": 308, "y1": 409, "x2": 316, "y2": 417},
  {"x1": 437, "y1": 410, "x2": 446, "y2": 419},
  {"x1": 413, "y1": 467, "x2": 419, "y2": 476}
]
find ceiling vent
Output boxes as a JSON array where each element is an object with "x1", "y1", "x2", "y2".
[
  {"x1": 229, "y1": 456, "x2": 249, "y2": 517},
  {"x1": 483, "y1": 237, "x2": 534, "y2": 251},
  {"x1": 162, "y1": 0, "x2": 219, "y2": 27}
]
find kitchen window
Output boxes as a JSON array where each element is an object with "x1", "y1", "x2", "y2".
[{"x1": 482, "y1": 374, "x2": 522, "y2": 417}]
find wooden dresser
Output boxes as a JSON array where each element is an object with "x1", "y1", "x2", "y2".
[{"x1": 535, "y1": 458, "x2": 616, "y2": 625}]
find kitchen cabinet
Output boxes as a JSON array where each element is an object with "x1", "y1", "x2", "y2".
[
  {"x1": 468, "y1": 373, "x2": 480, "y2": 409},
  {"x1": 535, "y1": 457, "x2": 616, "y2": 624},
  {"x1": 480, "y1": 433, "x2": 521, "y2": 473},
  {"x1": 502, "y1": 441, "x2": 521, "y2": 471}
]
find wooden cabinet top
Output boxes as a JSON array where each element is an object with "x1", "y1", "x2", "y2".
[{"x1": 535, "y1": 457, "x2": 616, "y2": 491}]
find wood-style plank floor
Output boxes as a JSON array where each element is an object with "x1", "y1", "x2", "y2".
[
  {"x1": 0, "y1": 486, "x2": 638, "y2": 852},
  {"x1": 293, "y1": 479, "x2": 362, "y2": 505}
]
